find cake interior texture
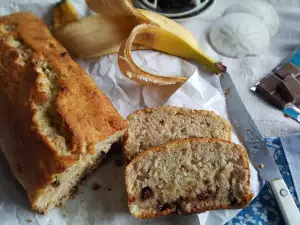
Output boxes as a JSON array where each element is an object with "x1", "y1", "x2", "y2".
[{"x1": 33, "y1": 130, "x2": 125, "y2": 212}]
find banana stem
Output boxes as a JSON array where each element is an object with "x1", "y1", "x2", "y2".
[{"x1": 192, "y1": 49, "x2": 225, "y2": 75}]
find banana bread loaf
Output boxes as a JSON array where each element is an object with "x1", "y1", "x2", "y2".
[
  {"x1": 0, "y1": 12, "x2": 126, "y2": 213},
  {"x1": 124, "y1": 106, "x2": 232, "y2": 161},
  {"x1": 125, "y1": 138, "x2": 253, "y2": 218}
]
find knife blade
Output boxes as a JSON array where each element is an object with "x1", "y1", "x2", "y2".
[{"x1": 220, "y1": 72, "x2": 300, "y2": 225}]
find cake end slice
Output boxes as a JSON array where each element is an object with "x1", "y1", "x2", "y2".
[{"x1": 125, "y1": 138, "x2": 253, "y2": 219}]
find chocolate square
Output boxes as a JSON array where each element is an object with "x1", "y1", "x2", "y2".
[
  {"x1": 275, "y1": 63, "x2": 300, "y2": 79},
  {"x1": 270, "y1": 93, "x2": 287, "y2": 109},
  {"x1": 283, "y1": 74, "x2": 296, "y2": 82},
  {"x1": 256, "y1": 90, "x2": 286, "y2": 109},
  {"x1": 278, "y1": 77, "x2": 300, "y2": 104},
  {"x1": 256, "y1": 74, "x2": 286, "y2": 109},
  {"x1": 256, "y1": 74, "x2": 282, "y2": 95}
]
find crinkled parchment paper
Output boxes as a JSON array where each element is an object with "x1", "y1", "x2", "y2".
[{"x1": 0, "y1": 1, "x2": 261, "y2": 225}]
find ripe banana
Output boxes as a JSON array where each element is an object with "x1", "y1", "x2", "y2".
[{"x1": 53, "y1": 0, "x2": 226, "y2": 85}]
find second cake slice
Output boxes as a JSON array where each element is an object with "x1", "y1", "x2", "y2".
[{"x1": 124, "y1": 106, "x2": 232, "y2": 161}]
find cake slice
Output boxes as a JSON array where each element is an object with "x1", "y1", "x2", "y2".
[
  {"x1": 125, "y1": 138, "x2": 253, "y2": 219},
  {"x1": 124, "y1": 106, "x2": 232, "y2": 161}
]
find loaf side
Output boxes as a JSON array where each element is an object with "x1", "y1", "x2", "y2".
[{"x1": 0, "y1": 12, "x2": 127, "y2": 213}]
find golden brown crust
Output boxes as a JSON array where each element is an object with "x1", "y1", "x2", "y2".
[
  {"x1": 133, "y1": 201, "x2": 253, "y2": 219},
  {"x1": 125, "y1": 137, "x2": 253, "y2": 219},
  {"x1": 0, "y1": 12, "x2": 126, "y2": 209}
]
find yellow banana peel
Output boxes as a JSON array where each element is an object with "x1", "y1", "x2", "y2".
[
  {"x1": 53, "y1": 0, "x2": 78, "y2": 29},
  {"x1": 53, "y1": 0, "x2": 226, "y2": 85}
]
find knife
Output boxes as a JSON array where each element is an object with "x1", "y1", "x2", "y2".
[{"x1": 220, "y1": 72, "x2": 300, "y2": 225}]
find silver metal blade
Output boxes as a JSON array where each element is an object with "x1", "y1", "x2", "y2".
[{"x1": 220, "y1": 72, "x2": 282, "y2": 182}]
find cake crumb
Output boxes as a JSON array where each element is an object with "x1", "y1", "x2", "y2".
[
  {"x1": 27, "y1": 219, "x2": 32, "y2": 223},
  {"x1": 92, "y1": 183, "x2": 102, "y2": 191},
  {"x1": 69, "y1": 195, "x2": 75, "y2": 200},
  {"x1": 225, "y1": 88, "x2": 231, "y2": 97},
  {"x1": 259, "y1": 164, "x2": 264, "y2": 169}
]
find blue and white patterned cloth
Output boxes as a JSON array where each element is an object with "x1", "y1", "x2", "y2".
[{"x1": 226, "y1": 138, "x2": 300, "y2": 225}]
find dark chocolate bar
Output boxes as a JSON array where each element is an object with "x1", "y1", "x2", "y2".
[
  {"x1": 256, "y1": 74, "x2": 286, "y2": 109},
  {"x1": 254, "y1": 49, "x2": 300, "y2": 111}
]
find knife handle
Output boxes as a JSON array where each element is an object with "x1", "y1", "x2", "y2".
[{"x1": 270, "y1": 179, "x2": 300, "y2": 225}]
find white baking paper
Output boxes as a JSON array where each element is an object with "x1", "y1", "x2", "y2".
[{"x1": 0, "y1": 1, "x2": 261, "y2": 225}]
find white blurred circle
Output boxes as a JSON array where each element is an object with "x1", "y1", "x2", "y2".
[
  {"x1": 224, "y1": 0, "x2": 280, "y2": 37},
  {"x1": 209, "y1": 13, "x2": 270, "y2": 58}
]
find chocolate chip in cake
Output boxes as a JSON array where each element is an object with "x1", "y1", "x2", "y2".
[
  {"x1": 228, "y1": 189, "x2": 238, "y2": 206},
  {"x1": 196, "y1": 191, "x2": 210, "y2": 201},
  {"x1": 159, "y1": 120, "x2": 165, "y2": 125},
  {"x1": 60, "y1": 52, "x2": 67, "y2": 57},
  {"x1": 107, "y1": 187, "x2": 112, "y2": 191},
  {"x1": 173, "y1": 197, "x2": 183, "y2": 214},
  {"x1": 229, "y1": 196, "x2": 238, "y2": 206},
  {"x1": 92, "y1": 183, "x2": 102, "y2": 191},
  {"x1": 52, "y1": 180, "x2": 60, "y2": 187},
  {"x1": 203, "y1": 178, "x2": 210, "y2": 185},
  {"x1": 141, "y1": 186, "x2": 153, "y2": 200},
  {"x1": 158, "y1": 203, "x2": 172, "y2": 212}
]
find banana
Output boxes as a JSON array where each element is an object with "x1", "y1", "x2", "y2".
[
  {"x1": 53, "y1": 0, "x2": 78, "y2": 29},
  {"x1": 119, "y1": 9, "x2": 223, "y2": 84},
  {"x1": 53, "y1": 0, "x2": 226, "y2": 85}
]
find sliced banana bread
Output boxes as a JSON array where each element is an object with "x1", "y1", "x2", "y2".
[
  {"x1": 125, "y1": 138, "x2": 253, "y2": 219},
  {"x1": 124, "y1": 106, "x2": 232, "y2": 161}
]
